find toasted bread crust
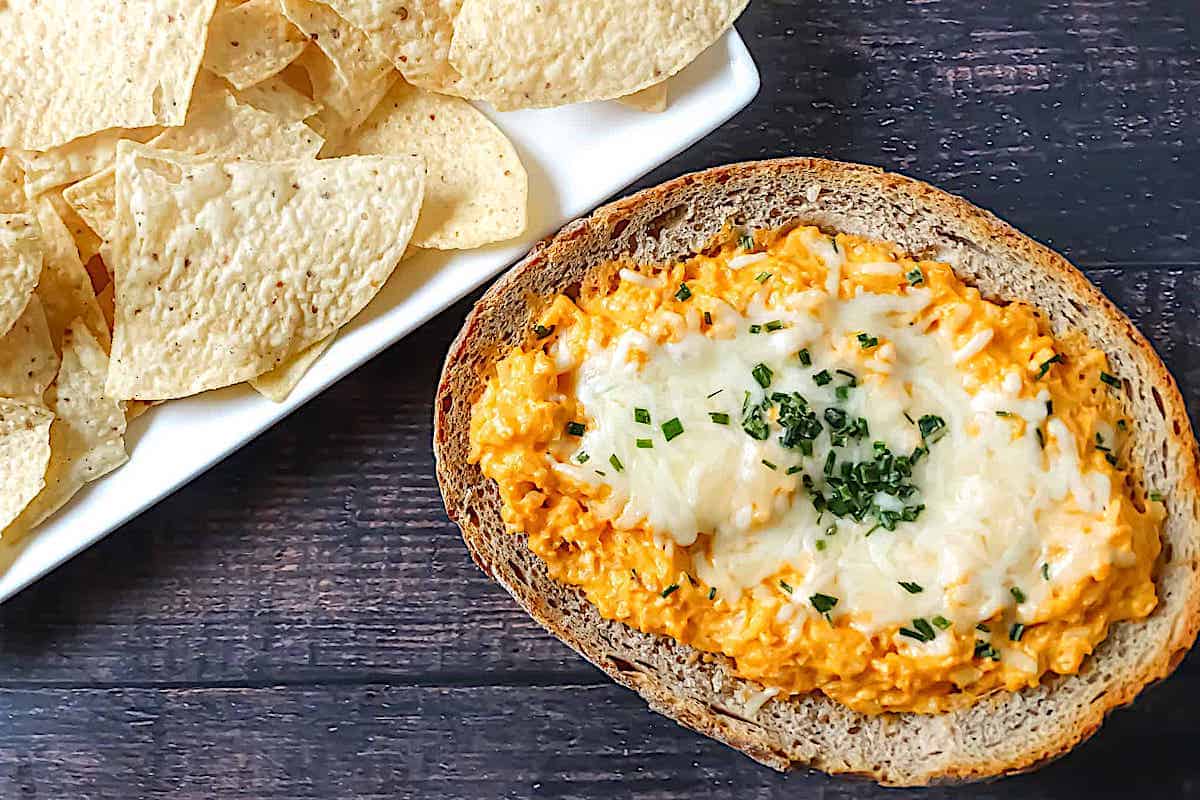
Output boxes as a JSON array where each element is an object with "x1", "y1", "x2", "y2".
[{"x1": 433, "y1": 158, "x2": 1200, "y2": 785}]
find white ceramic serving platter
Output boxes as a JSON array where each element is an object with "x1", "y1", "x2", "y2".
[{"x1": 0, "y1": 31, "x2": 760, "y2": 601}]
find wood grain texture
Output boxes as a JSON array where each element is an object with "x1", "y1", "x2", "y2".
[{"x1": 0, "y1": 1, "x2": 1197, "y2": 797}]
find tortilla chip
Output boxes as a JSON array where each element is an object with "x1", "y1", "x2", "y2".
[
  {"x1": 280, "y1": 1, "x2": 396, "y2": 118},
  {"x1": 618, "y1": 82, "x2": 668, "y2": 113},
  {"x1": 335, "y1": 81, "x2": 525, "y2": 248},
  {"x1": 106, "y1": 144, "x2": 424, "y2": 400},
  {"x1": 46, "y1": 191, "x2": 104, "y2": 265},
  {"x1": 0, "y1": 154, "x2": 27, "y2": 213},
  {"x1": 3, "y1": 320, "x2": 128, "y2": 535},
  {"x1": 62, "y1": 87, "x2": 325, "y2": 241},
  {"x1": 0, "y1": 213, "x2": 42, "y2": 338},
  {"x1": 233, "y1": 73, "x2": 323, "y2": 122},
  {"x1": 321, "y1": 0, "x2": 467, "y2": 94},
  {"x1": 0, "y1": 398, "x2": 54, "y2": 533},
  {"x1": 203, "y1": 0, "x2": 308, "y2": 90},
  {"x1": 32, "y1": 197, "x2": 110, "y2": 353},
  {"x1": 0, "y1": 0, "x2": 218, "y2": 150},
  {"x1": 448, "y1": 0, "x2": 748, "y2": 110},
  {"x1": 297, "y1": 47, "x2": 397, "y2": 154},
  {"x1": 9, "y1": 127, "x2": 162, "y2": 197},
  {"x1": 96, "y1": 282, "x2": 115, "y2": 335},
  {"x1": 0, "y1": 296, "x2": 58, "y2": 403},
  {"x1": 249, "y1": 334, "x2": 335, "y2": 402}
]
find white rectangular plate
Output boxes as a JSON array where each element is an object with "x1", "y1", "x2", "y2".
[{"x1": 0, "y1": 31, "x2": 760, "y2": 601}]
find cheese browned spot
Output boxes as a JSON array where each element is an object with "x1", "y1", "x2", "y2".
[{"x1": 469, "y1": 226, "x2": 1161, "y2": 714}]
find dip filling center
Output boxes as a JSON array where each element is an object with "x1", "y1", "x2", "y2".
[{"x1": 469, "y1": 226, "x2": 1162, "y2": 714}]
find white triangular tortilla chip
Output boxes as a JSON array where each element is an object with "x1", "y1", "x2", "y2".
[
  {"x1": 0, "y1": 154, "x2": 27, "y2": 213},
  {"x1": 280, "y1": 2, "x2": 396, "y2": 119},
  {"x1": 203, "y1": 0, "x2": 308, "y2": 90},
  {"x1": 335, "y1": 80, "x2": 526, "y2": 249},
  {"x1": 0, "y1": 296, "x2": 58, "y2": 403},
  {"x1": 62, "y1": 86, "x2": 325, "y2": 241},
  {"x1": 321, "y1": 0, "x2": 467, "y2": 94},
  {"x1": 4, "y1": 320, "x2": 127, "y2": 535},
  {"x1": 448, "y1": 0, "x2": 747, "y2": 110},
  {"x1": 46, "y1": 191, "x2": 103, "y2": 265},
  {"x1": 0, "y1": 0, "x2": 218, "y2": 149},
  {"x1": 9, "y1": 127, "x2": 162, "y2": 197},
  {"x1": 0, "y1": 399, "x2": 54, "y2": 533},
  {"x1": 249, "y1": 334, "x2": 336, "y2": 402},
  {"x1": 32, "y1": 197, "x2": 109, "y2": 352},
  {"x1": 106, "y1": 144, "x2": 424, "y2": 399},
  {"x1": 232, "y1": 73, "x2": 323, "y2": 122},
  {"x1": 0, "y1": 213, "x2": 42, "y2": 338}
]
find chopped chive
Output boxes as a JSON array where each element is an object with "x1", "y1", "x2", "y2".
[
  {"x1": 797, "y1": 348, "x2": 812, "y2": 367},
  {"x1": 765, "y1": 319, "x2": 785, "y2": 332},
  {"x1": 703, "y1": 311, "x2": 713, "y2": 325},
  {"x1": 635, "y1": 438, "x2": 653, "y2": 449},
  {"x1": 594, "y1": 470, "x2": 606, "y2": 476},
  {"x1": 609, "y1": 454, "x2": 624, "y2": 472},
  {"x1": 857, "y1": 332, "x2": 879, "y2": 349},
  {"x1": 898, "y1": 581, "x2": 924, "y2": 594},
  {"x1": 976, "y1": 623, "x2": 991, "y2": 633},
  {"x1": 661, "y1": 417, "x2": 684, "y2": 441},
  {"x1": 565, "y1": 421, "x2": 586, "y2": 436},
  {"x1": 634, "y1": 407, "x2": 651, "y2": 424},
  {"x1": 1046, "y1": 399, "x2": 1054, "y2": 416},
  {"x1": 754, "y1": 271, "x2": 772, "y2": 283},
  {"x1": 906, "y1": 267, "x2": 925, "y2": 286},
  {"x1": 706, "y1": 388, "x2": 723, "y2": 399},
  {"x1": 749, "y1": 324, "x2": 762, "y2": 334},
  {"x1": 762, "y1": 459, "x2": 777, "y2": 470},
  {"x1": 829, "y1": 237, "x2": 839, "y2": 253},
  {"x1": 674, "y1": 283, "x2": 693, "y2": 301},
  {"x1": 1100, "y1": 371, "x2": 1121, "y2": 389},
  {"x1": 575, "y1": 452, "x2": 590, "y2": 464},
  {"x1": 835, "y1": 385, "x2": 851, "y2": 402},
  {"x1": 912, "y1": 618, "x2": 936, "y2": 640},
  {"x1": 918, "y1": 414, "x2": 947, "y2": 444},
  {"x1": 809, "y1": 593, "x2": 838, "y2": 615},
  {"x1": 1105, "y1": 452, "x2": 1118, "y2": 467},
  {"x1": 1035, "y1": 428, "x2": 1045, "y2": 449},
  {"x1": 779, "y1": 580, "x2": 793, "y2": 594},
  {"x1": 1010, "y1": 586, "x2": 1026, "y2": 604},
  {"x1": 786, "y1": 465, "x2": 803, "y2": 475},
  {"x1": 709, "y1": 412, "x2": 730, "y2": 425},
  {"x1": 708, "y1": 586, "x2": 717, "y2": 600},
  {"x1": 815, "y1": 539, "x2": 827, "y2": 551},
  {"x1": 823, "y1": 451, "x2": 836, "y2": 477},
  {"x1": 813, "y1": 369, "x2": 832, "y2": 387},
  {"x1": 1035, "y1": 354, "x2": 1063, "y2": 379},
  {"x1": 752, "y1": 363, "x2": 773, "y2": 388},
  {"x1": 904, "y1": 411, "x2": 916, "y2": 425},
  {"x1": 824, "y1": 524, "x2": 837, "y2": 537},
  {"x1": 836, "y1": 369, "x2": 858, "y2": 386},
  {"x1": 532, "y1": 323, "x2": 555, "y2": 338},
  {"x1": 1041, "y1": 563, "x2": 1051, "y2": 580},
  {"x1": 661, "y1": 583, "x2": 679, "y2": 598},
  {"x1": 738, "y1": 233, "x2": 755, "y2": 251},
  {"x1": 1150, "y1": 491, "x2": 1165, "y2": 502},
  {"x1": 995, "y1": 410, "x2": 1013, "y2": 417},
  {"x1": 1009, "y1": 622, "x2": 1026, "y2": 642},
  {"x1": 974, "y1": 640, "x2": 1001, "y2": 661},
  {"x1": 932, "y1": 615, "x2": 952, "y2": 630},
  {"x1": 899, "y1": 626, "x2": 931, "y2": 643},
  {"x1": 1117, "y1": 419, "x2": 1128, "y2": 430}
]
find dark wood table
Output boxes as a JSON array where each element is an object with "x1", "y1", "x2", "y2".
[{"x1": 3, "y1": 2, "x2": 1197, "y2": 797}]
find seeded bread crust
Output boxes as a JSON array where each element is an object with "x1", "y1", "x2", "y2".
[{"x1": 433, "y1": 158, "x2": 1200, "y2": 786}]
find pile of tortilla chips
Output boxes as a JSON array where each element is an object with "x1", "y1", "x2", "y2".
[{"x1": 0, "y1": 0, "x2": 745, "y2": 540}]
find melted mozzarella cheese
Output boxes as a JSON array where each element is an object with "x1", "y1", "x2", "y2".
[{"x1": 554, "y1": 274, "x2": 1117, "y2": 633}]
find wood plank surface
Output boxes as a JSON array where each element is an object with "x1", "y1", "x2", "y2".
[{"x1": 0, "y1": 1, "x2": 1197, "y2": 797}]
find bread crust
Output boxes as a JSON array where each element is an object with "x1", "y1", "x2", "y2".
[{"x1": 433, "y1": 158, "x2": 1200, "y2": 785}]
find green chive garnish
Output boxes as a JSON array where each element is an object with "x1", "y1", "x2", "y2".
[
  {"x1": 754, "y1": 271, "x2": 772, "y2": 283},
  {"x1": 748, "y1": 324, "x2": 762, "y2": 334},
  {"x1": 533, "y1": 324, "x2": 555, "y2": 338},
  {"x1": 576, "y1": 452, "x2": 589, "y2": 464},
  {"x1": 636, "y1": 438, "x2": 653, "y2": 449},
  {"x1": 1100, "y1": 371, "x2": 1121, "y2": 389},
  {"x1": 1035, "y1": 354, "x2": 1063, "y2": 379},
  {"x1": 1150, "y1": 491, "x2": 1165, "y2": 502},
  {"x1": 815, "y1": 540, "x2": 826, "y2": 551},
  {"x1": 932, "y1": 615, "x2": 951, "y2": 630},
  {"x1": 1010, "y1": 586, "x2": 1026, "y2": 604},
  {"x1": 634, "y1": 407, "x2": 650, "y2": 424},
  {"x1": 703, "y1": 311, "x2": 713, "y2": 325},
  {"x1": 974, "y1": 641, "x2": 1001, "y2": 661},
  {"x1": 995, "y1": 410, "x2": 1012, "y2": 417},
  {"x1": 976, "y1": 623, "x2": 991, "y2": 633},
  {"x1": 813, "y1": 369, "x2": 832, "y2": 387},
  {"x1": 762, "y1": 459, "x2": 777, "y2": 470},
  {"x1": 752, "y1": 363, "x2": 773, "y2": 388},
  {"x1": 674, "y1": 283, "x2": 692, "y2": 301},
  {"x1": 566, "y1": 421, "x2": 585, "y2": 436},
  {"x1": 1009, "y1": 622, "x2": 1026, "y2": 642},
  {"x1": 661, "y1": 417, "x2": 684, "y2": 441},
  {"x1": 764, "y1": 319, "x2": 784, "y2": 332},
  {"x1": 1041, "y1": 563, "x2": 1050, "y2": 580},
  {"x1": 898, "y1": 581, "x2": 924, "y2": 594},
  {"x1": 779, "y1": 580, "x2": 793, "y2": 594},
  {"x1": 609, "y1": 454, "x2": 624, "y2": 472},
  {"x1": 738, "y1": 233, "x2": 755, "y2": 251},
  {"x1": 810, "y1": 593, "x2": 838, "y2": 615},
  {"x1": 709, "y1": 412, "x2": 730, "y2": 425},
  {"x1": 857, "y1": 332, "x2": 878, "y2": 349},
  {"x1": 661, "y1": 584, "x2": 679, "y2": 598},
  {"x1": 708, "y1": 587, "x2": 717, "y2": 600},
  {"x1": 906, "y1": 268, "x2": 924, "y2": 286},
  {"x1": 797, "y1": 348, "x2": 812, "y2": 366}
]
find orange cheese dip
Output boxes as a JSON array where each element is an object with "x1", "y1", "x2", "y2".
[{"x1": 469, "y1": 226, "x2": 1162, "y2": 714}]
